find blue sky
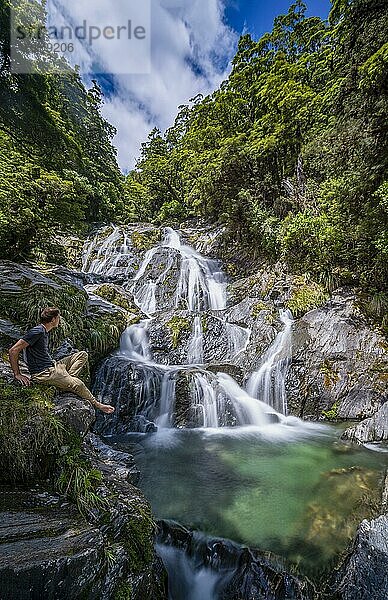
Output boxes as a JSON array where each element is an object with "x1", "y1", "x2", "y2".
[
  {"x1": 225, "y1": 1, "x2": 331, "y2": 36},
  {"x1": 56, "y1": 0, "x2": 333, "y2": 171}
]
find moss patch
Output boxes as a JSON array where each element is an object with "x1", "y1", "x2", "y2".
[
  {"x1": 131, "y1": 230, "x2": 161, "y2": 252},
  {"x1": 322, "y1": 401, "x2": 339, "y2": 421},
  {"x1": 0, "y1": 380, "x2": 61, "y2": 483},
  {"x1": 57, "y1": 438, "x2": 107, "y2": 517},
  {"x1": 286, "y1": 277, "x2": 329, "y2": 317},
  {"x1": 93, "y1": 284, "x2": 138, "y2": 314},
  {"x1": 115, "y1": 582, "x2": 133, "y2": 600},
  {"x1": 166, "y1": 316, "x2": 190, "y2": 349},
  {"x1": 320, "y1": 359, "x2": 340, "y2": 390}
]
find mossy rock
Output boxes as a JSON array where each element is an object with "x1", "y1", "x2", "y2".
[
  {"x1": 131, "y1": 229, "x2": 161, "y2": 252},
  {"x1": 0, "y1": 261, "x2": 129, "y2": 367},
  {"x1": 166, "y1": 316, "x2": 190, "y2": 349},
  {"x1": 0, "y1": 380, "x2": 61, "y2": 483},
  {"x1": 92, "y1": 284, "x2": 140, "y2": 315},
  {"x1": 85, "y1": 306, "x2": 129, "y2": 367}
]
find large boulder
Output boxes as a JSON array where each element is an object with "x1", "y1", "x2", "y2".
[
  {"x1": 53, "y1": 393, "x2": 95, "y2": 437},
  {"x1": 0, "y1": 492, "x2": 108, "y2": 600},
  {"x1": 93, "y1": 354, "x2": 162, "y2": 435},
  {"x1": 342, "y1": 402, "x2": 388, "y2": 443},
  {"x1": 0, "y1": 260, "x2": 131, "y2": 367},
  {"x1": 330, "y1": 515, "x2": 388, "y2": 600},
  {"x1": 286, "y1": 289, "x2": 388, "y2": 421}
]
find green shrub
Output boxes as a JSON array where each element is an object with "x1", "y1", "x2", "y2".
[{"x1": 286, "y1": 278, "x2": 329, "y2": 317}]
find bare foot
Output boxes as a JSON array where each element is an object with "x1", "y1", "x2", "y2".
[{"x1": 94, "y1": 401, "x2": 115, "y2": 414}]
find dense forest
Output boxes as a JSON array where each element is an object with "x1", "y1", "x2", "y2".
[
  {"x1": 1, "y1": 0, "x2": 387, "y2": 299},
  {"x1": 127, "y1": 0, "x2": 388, "y2": 298},
  {"x1": 0, "y1": 0, "x2": 125, "y2": 260}
]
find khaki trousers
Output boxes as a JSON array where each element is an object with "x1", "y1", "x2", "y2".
[{"x1": 32, "y1": 351, "x2": 95, "y2": 403}]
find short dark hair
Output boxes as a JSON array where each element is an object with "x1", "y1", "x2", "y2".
[{"x1": 40, "y1": 307, "x2": 60, "y2": 324}]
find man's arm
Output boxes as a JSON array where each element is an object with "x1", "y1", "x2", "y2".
[{"x1": 9, "y1": 339, "x2": 31, "y2": 386}]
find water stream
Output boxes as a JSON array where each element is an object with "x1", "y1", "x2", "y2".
[{"x1": 83, "y1": 226, "x2": 388, "y2": 597}]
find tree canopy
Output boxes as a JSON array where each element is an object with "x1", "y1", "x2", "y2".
[
  {"x1": 0, "y1": 0, "x2": 125, "y2": 260},
  {"x1": 126, "y1": 0, "x2": 388, "y2": 293}
]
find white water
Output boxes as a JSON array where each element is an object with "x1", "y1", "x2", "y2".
[
  {"x1": 218, "y1": 373, "x2": 278, "y2": 427},
  {"x1": 246, "y1": 309, "x2": 293, "y2": 415},
  {"x1": 132, "y1": 227, "x2": 227, "y2": 315},
  {"x1": 82, "y1": 226, "x2": 133, "y2": 277},
  {"x1": 87, "y1": 227, "x2": 294, "y2": 430},
  {"x1": 187, "y1": 316, "x2": 204, "y2": 364}
]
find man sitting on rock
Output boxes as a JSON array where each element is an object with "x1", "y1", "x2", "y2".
[{"x1": 9, "y1": 306, "x2": 114, "y2": 414}]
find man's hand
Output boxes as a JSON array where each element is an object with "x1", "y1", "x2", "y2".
[{"x1": 15, "y1": 374, "x2": 31, "y2": 386}]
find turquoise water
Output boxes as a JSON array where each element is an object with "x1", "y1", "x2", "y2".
[{"x1": 110, "y1": 423, "x2": 387, "y2": 575}]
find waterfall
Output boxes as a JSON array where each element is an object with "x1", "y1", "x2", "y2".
[
  {"x1": 120, "y1": 321, "x2": 152, "y2": 362},
  {"x1": 82, "y1": 226, "x2": 133, "y2": 277},
  {"x1": 88, "y1": 226, "x2": 291, "y2": 432},
  {"x1": 131, "y1": 227, "x2": 227, "y2": 315},
  {"x1": 190, "y1": 373, "x2": 220, "y2": 428},
  {"x1": 246, "y1": 309, "x2": 293, "y2": 415},
  {"x1": 187, "y1": 316, "x2": 204, "y2": 364},
  {"x1": 156, "y1": 371, "x2": 177, "y2": 429}
]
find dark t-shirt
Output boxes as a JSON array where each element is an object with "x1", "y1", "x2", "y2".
[{"x1": 22, "y1": 324, "x2": 54, "y2": 375}]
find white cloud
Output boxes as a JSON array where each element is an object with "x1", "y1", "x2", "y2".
[
  {"x1": 105, "y1": 0, "x2": 237, "y2": 171},
  {"x1": 47, "y1": 0, "x2": 238, "y2": 171}
]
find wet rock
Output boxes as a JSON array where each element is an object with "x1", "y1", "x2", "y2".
[
  {"x1": 128, "y1": 414, "x2": 158, "y2": 433},
  {"x1": 286, "y1": 289, "x2": 388, "y2": 422},
  {"x1": 148, "y1": 310, "x2": 250, "y2": 366},
  {"x1": 330, "y1": 515, "x2": 388, "y2": 600},
  {"x1": 86, "y1": 282, "x2": 141, "y2": 317},
  {"x1": 47, "y1": 265, "x2": 93, "y2": 290},
  {"x1": 52, "y1": 339, "x2": 79, "y2": 361},
  {"x1": 81, "y1": 224, "x2": 162, "y2": 284},
  {"x1": 0, "y1": 491, "x2": 107, "y2": 600},
  {"x1": 131, "y1": 246, "x2": 182, "y2": 312},
  {"x1": 0, "y1": 318, "x2": 22, "y2": 351},
  {"x1": 342, "y1": 402, "x2": 388, "y2": 443},
  {"x1": 85, "y1": 433, "x2": 140, "y2": 485},
  {"x1": 53, "y1": 393, "x2": 95, "y2": 437},
  {"x1": 84, "y1": 437, "x2": 167, "y2": 599},
  {"x1": 157, "y1": 520, "x2": 314, "y2": 600},
  {"x1": 206, "y1": 363, "x2": 244, "y2": 385},
  {"x1": 174, "y1": 368, "x2": 237, "y2": 428},
  {"x1": 0, "y1": 357, "x2": 14, "y2": 383},
  {"x1": 183, "y1": 223, "x2": 226, "y2": 258},
  {"x1": 93, "y1": 354, "x2": 164, "y2": 435}
]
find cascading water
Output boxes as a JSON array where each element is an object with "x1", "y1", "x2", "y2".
[
  {"x1": 82, "y1": 225, "x2": 134, "y2": 277},
  {"x1": 246, "y1": 309, "x2": 293, "y2": 415},
  {"x1": 131, "y1": 227, "x2": 227, "y2": 315},
  {"x1": 187, "y1": 316, "x2": 204, "y2": 364},
  {"x1": 87, "y1": 226, "x2": 292, "y2": 430}
]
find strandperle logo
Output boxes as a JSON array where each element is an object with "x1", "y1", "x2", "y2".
[{"x1": 10, "y1": 0, "x2": 151, "y2": 75}]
